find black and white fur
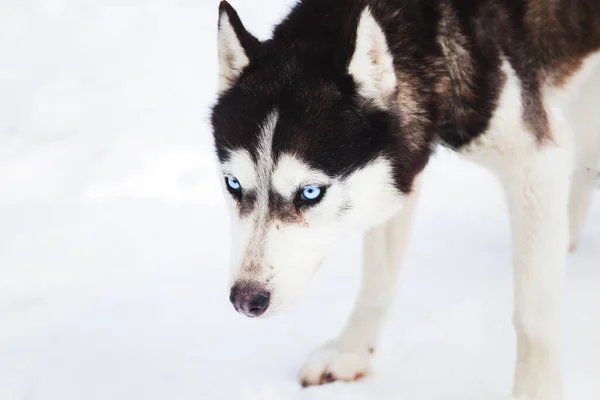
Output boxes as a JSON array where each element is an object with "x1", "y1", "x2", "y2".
[{"x1": 211, "y1": 1, "x2": 600, "y2": 398}]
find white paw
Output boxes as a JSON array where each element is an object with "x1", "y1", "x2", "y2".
[{"x1": 298, "y1": 340, "x2": 373, "y2": 387}]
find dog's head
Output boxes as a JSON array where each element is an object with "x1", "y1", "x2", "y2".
[{"x1": 211, "y1": 1, "x2": 427, "y2": 317}]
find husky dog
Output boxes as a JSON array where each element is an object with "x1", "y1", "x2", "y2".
[{"x1": 210, "y1": 0, "x2": 600, "y2": 398}]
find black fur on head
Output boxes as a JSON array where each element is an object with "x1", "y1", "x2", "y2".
[
  {"x1": 213, "y1": 0, "x2": 600, "y2": 196},
  {"x1": 212, "y1": 0, "x2": 432, "y2": 194}
]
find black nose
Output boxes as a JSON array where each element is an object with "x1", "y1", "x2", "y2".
[{"x1": 229, "y1": 282, "x2": 271, "y2": 318}]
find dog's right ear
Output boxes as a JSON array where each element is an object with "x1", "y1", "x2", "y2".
[
  {"x1": 217, "y1": 1, "x2": 260, "y2": 93},
  {"x1": 348, "y1": 8, "x2": 397, "y2": 108}
]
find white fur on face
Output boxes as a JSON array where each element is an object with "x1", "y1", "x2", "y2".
[
  {"x1": 222, "y1": 150, "x2": 256, "y2": 191},
  {"x1": 221, "y1": 109, "x2": 405, "y2": 315},
  {"x1": 265, "y1": 155, "x2": 406, "y2": 315},
  {"x1": 217, "y1": 12, "x2": 250, "y2": 93},
  {"x1": 271, "y1": 155, "x2": 331, "y2": 198},
  {"x1": 221, "y1": 112, "x2": 278, "y2": 281},
  {"x1": 348, "y1": 7, "x2": 397, "y2": 108}
]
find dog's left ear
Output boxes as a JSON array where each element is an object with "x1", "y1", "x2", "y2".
[
  {"x1": 217, "y1": 1, "x2": 261, "y2": 92},
  {"x1": 348, "y1": 8, "x2": 397, "y2": 107}
]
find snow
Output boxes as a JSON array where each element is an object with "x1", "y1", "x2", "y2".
[{"x1": 0, "y1": 1, "x2": 598, "y2": 399}]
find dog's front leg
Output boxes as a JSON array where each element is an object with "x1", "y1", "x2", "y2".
[
  {"x1": 299, "y1": 184, "x2": 420, "y2": 387},
  {"x1": 499, "y1": 143, "x2": 570, "y2": 400}
]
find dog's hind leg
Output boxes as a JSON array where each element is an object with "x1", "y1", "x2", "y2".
[{"x1": 298, "y1": 182, "x2": 420, "y2": 387}]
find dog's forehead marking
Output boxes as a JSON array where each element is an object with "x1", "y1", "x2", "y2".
[
  {"x1": 256, "y1": 110, "x2": 279, "y2": 190},
  {"x1": 239, "y1": 110, "x2": 279, "y2": 271}
]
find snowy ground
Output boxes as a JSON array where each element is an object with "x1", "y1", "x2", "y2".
[{"x1": 0, "y1": 1, "x2": 598, "y2": 399}]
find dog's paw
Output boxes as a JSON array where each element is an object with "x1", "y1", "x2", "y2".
[{"x1": 298, "y1": 340, "x2": 373, "y2": 387}]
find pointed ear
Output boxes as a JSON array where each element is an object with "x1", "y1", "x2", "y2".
[
  {"x1": 217, "y1": 1, "x2": 260, "y2": 92},
  {"x1": 348, "y1": 8, "x2": 397, "y2": 107}
]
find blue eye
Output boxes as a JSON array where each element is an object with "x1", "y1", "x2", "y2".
[
  {"x1": 301, "y1": 186, "x2": 323, "y2": 202},
  {"x1": 226, "y1": 176, "x2": 241, "y2": 191}
]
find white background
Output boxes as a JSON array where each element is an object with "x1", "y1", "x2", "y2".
[{"x1": 0, "y1": 1, "x2": 598, "y2": 399}]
